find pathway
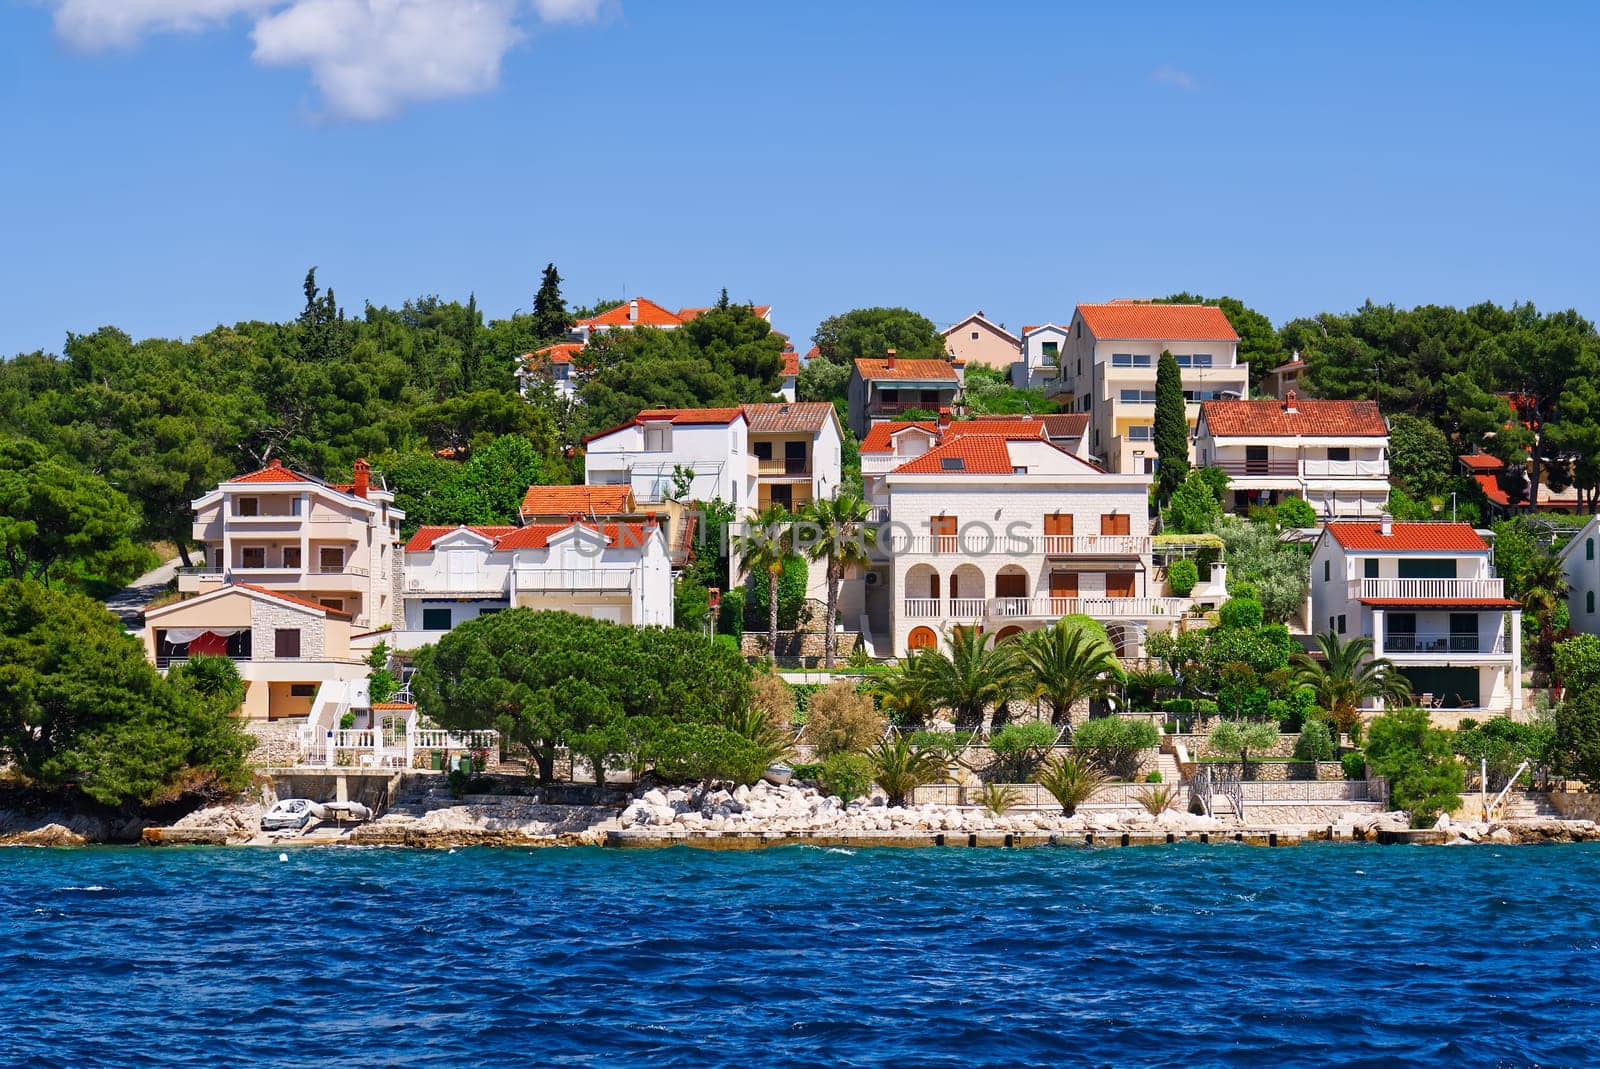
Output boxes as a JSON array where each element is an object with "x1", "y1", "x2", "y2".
[{"x1": 104, "y1": 557, "x2": 180, "y2": 631}]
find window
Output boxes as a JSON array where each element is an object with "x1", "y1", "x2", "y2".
[
  {"x1": 908, "y1": 626, "x2": 938, "y2": 651},
  {"x1": 769, "y1": 484, "x2": 793, "y2": 508},
  {"x1": 1100, "y1": 513, "x2": 1131, "y2": 536},
  {"x1": 643, "y1": 424, "x2": 671, "y2": 452},
  {"x1": 282, "y1": 546, "x2": 301, "y2": 569},
  {"x1": 241, "y1": 547, "x2": 266, "y2": 569},
  {"x1": 318, "y1": 598, "x2": 343, "y2": 612},
  {"x1": 1328, "y1": 447, "x2": 1350, "y2": 463},
  {"x1": 1106, "y1": 573, "x2": 1136, "y2": 598},
  {"x1": 1041, "y1": 341, "x2": 1059, "y2": 361},
  {"x1": 319, "y1": 546, "x2": 344, "y2": 572},
  {"x1": 1077, "y1": 359, "x2": 1082, "y2": 376},
  {"x1": 422, "y1": 608, "x2": 452, "y2": 631},
  {"x1": 237, "y1": 497, "x2": 259, "y2": 517},
  {"x1": 753, "y1": 441, "x2": 772, "y2": 460},
  {"x1": 1364, "y1": 559, "x2": 1379, "y2": 579},
  {"x1": 290, "y1": 684, "x2": 316, "y2": 698},
  {"x1": 1589, "y1": 591, "x2": 1595, "y2": 614},
  {"x1": 1126, "y1": 425, "x2": 1152, "y2": 441},
  {"x1": 1044, "y1": 513, "x2": 1074, "y2": 537},
  {"x1": 274, "y1": 629, "x2": 301, "y2": 658},
  {"x1": 1337, "y1": 615, "x2": 1347, "y2": 635},
  {"x1": 480, "y1": 608, "x2": 503, "y2": 616},
  {"x1": 970, "y1": 330, "x2": 979, "y2": 340},
  {"x1": 1111, "y1": 353, "x2": 1151, "y2": 369},
  {"x1": 1589, "y1": 538, "x2": 1595, "y2": 561},
  {"x1": 1119, "y1": 389, "x2": 1157, "y2": 404},
  {"x1": 1324, "y1": 561, "x2": 1330, "y2": 582},
  {"x1": 1174, "y1": 354, "x2": 1214, "y2": 368}
]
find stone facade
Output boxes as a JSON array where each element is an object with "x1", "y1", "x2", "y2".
[
  {"x1": 251, "y1": 600, "x2": 326, "y2": 661},
  {"x1": 1197, "y1": 760, "x2": 1347, "y2": 782},
  {"x1": 245, "y1": 720, "x2": 304, "y2": 768},
  {"x1": 739, "y1": 631, "x2": 860, "y2": 662}
]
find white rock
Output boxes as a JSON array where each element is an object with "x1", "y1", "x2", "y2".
[{"x1": 641, "y1": 788, "x2": 667, "y2": 808}]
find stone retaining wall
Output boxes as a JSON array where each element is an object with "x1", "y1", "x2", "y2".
[
  {"x1": 1170, "y1": 732, "x2": 1301, "y2": 759},
  {"x1": 740, "y1": 632, "x2": 859, "y2": 662},
  {"x1": 1550, "y1": 792, "x2": 1600, "y2": 820},
  {"x1": 245, "y1": 720, "x2": 303, "y2": 767},
  {"x1": 1196, "y1": 760, "x2": 1346, "y2": 782}
]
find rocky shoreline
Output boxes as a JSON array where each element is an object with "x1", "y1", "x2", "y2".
[{"x1": 9, "y1": 780, "x2": 1600, "y2": 850}]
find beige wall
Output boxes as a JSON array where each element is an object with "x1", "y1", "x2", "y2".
[{"x1": 945, "y1": 321, "x2": 1020, "y2": 370}]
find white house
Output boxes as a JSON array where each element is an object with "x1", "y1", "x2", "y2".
[
  {"x1": 1308, "y1": 517, "x2": 1523, "y2": 719},
  {"x1": 518, "y1": 342, "x2": 582, "y2": 401},
  {"x1": 180, "y1": 458, "x2": 404, "y2": 630},
  {"x1": 1047, "y1": 301, "x2": 1247, "y2": 474},
  {"x1": 741, "y1": 401, "x2": 844, "y2": 513},
  {"x1": 877, "y1": 427, "x2": 1181, "y2": 657},
  {"x1": 1560, "y1": 515, "x2": 1600, "y2": 637},
  {"x1": 584, "y1": 407, "x2": 756, "y2": 511},
  {"x1": 860, "y1": 413, "x2": 1091, "y2": 515},
  {"x1": 380, "y1": 518, "x2": 674, "y2": 651},
  {"x1": 1194, "y1": 394, "x2": 1391, "y2": 518},
  {"x1": 570, "y1": 298, "x2": 773, "y2": 344},
  {"x1": 1013, "y1": 323, "x2": 1070, "y2": 390}
]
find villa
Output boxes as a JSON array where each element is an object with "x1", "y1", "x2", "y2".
[
  {"x1": 584, "y1": 407, "x2": 756, "y2": 510},
  {"x1": 846, "y1": 349, "x2": 963, "y2": 438},
  {"x1": 1559, "y1": 515, "x2": 1600, "y2": 637},
  {"x1": 1047, "y1": 301, "x2": 1247, "y2": 474},
  {"x1": 1308, "y1": 517, "x2": 1523, "y2": 719},
  {"x1": 1194, "y1": 394, "x2": 1391, "y2": 518},
  {"x1": 941, "y1": 311, "x2": 1021, "y2": 372},
  {"x1": 569, "y1": 297, "x2": 773, "y2": 344}
]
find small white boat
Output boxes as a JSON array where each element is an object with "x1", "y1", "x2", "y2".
[
  {"x1": 762, "y1": 763, "x2": 794, "y2": 786},
  {"x1": 322, "y1": 801, "x2": 372, "y2": 821}
]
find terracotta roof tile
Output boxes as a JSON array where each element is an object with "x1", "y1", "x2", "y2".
[
  {"x1": 891, "y1": 437, "x2": 1019, "y2": 475},
  {"x1": 742, "y1": 401, "x2": 835, "y2": 434},
  {"x1": 1199, "y1": 399, "x2": 1388, "y2": 437},
  {"x1": 519, "y1": 485, "x2": 634, "y2": 517},
  {"x1": 406, "y1": 522, "x2": 654, "y2": 552},
  {"x1": 404, "y1": 525, "x2": 517, "y2": 552},
  {"x1": 525, "y1": 342, "x2": 583, "y2": 365},
  {"x1": 577, "y1": 298, "x2": 683, "y2": 328},
  {"x1": 942, "y1": 313, "x2": 1020, "y2": 345},
  {"x1": 1078, "y1": 302, "x2": 1239, "y2": 342},
  {"x1": 852, "y1": 357, "x2": 958, "y2": 382},
  {"x1": 942, "y1": 419, "x2": 1049, "y2": 442},
  {"x1": 233, "y1": 582, "x2": 352, "y2": 618},
  {"x1": 371, "y1": 702, "x2": 417, "y2": 710},
  {"x1": 1326, "y1": 522, "x2": 1488, "y2": 552},
  {"x1": 859, "y1": 420, "x2": 938, "y2": 454},
  {"x1": 582, "y1": 407, "x2": 746, "y2": 444},
  {"x1": 231, "y1": 459, "x2": 312, "y2": 484},
  {"x1": 781, "y1": 350, "x2": 800, "y2": 377},
  {"x1": 1458, "y1": 453, "x2": 1503, "y2": 472}
]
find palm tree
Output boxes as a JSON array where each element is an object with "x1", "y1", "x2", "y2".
[
  {"x1": 1521, "y1": 551, "x2": 1571, "y2": 675},
  {"x1": 918, "y1": 625, "x2": 1020, "y2": 732},
  {"x1": 866, "y1": 735, "x2": 944, "y2": 807},
  {"x1": 1014, "y1": 620, "x2": 1121, "y2": 728},
  {"x1": 870, "y1": 653, "x2": 936, "y2": 730},
  {"x1": 735, "y1": 503, "x2": 796, "y2": 658},
  {"x1": 800, "y1": 492, "x2": 877, "y2": 668},
  {"x1": 1036, "y1": 753, "x2": 1106, "y2": 816},
  {"x1": 1291, "y1": 631, "x2": 1411, "y2": 738}
]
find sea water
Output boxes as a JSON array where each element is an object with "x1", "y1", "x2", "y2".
[{"x1": 3, "y1": 843, "x2": 1599, "y2": 1067}]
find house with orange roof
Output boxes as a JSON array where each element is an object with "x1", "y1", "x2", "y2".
[
  {"x1": 778, "y1": 346, "x2": 801, "y2": 403},
  {"x1": 941, "y1": 311, "x2": 1020, "y2": 373},
  {"x1": 1457, "y1": 452, "x2": 1585, "y2": 515},
  {"x1": 143, "y1": 582, "x2": 367, "y2": 722},
  {"x1": 846, "y1": 348, "x2": 963, "y2": 437},
  {"x1": 570, "y1": 298, "x2": 773, "y2": 343},
  {"x1": 518, "y1": 341, "x2": 583, "y2": 401},
  {"x1": 1261, "y1": 353, "x2": 1307, "y2": 400},
  {"x1": 860, "y1": 412, "x2": 1091, "y2": 513},
  {"x1": 179, "y1": 458, "x2": 404, "y2": 630},
  {"x1": 1194, "y1": 394, "x2": 1391, "y2": 518},
  {"x1": 1309, "y1": 517, "x2": 1522, "y2": 718},
  {"x1": 385, "y1": 518, "x2": 673, "y2": 651},
  {"x1": 873, "y1": 426, "x2": 1191, "y2": 660},
  {"x1": 1048, "y1": 301, "x2": 1248, "y2": 474},
  {"x1": 741, "y1": 401, "x2": 843, "y2": 511},
  {"x1": 583, "y1": 406, "x2": 756, "y2": 510}
]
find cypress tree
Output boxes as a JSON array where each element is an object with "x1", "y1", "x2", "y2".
[
  {"x1": 1154, "y1": 349, "x2": 1189, "y2": 499},
  {"x1": 530, "y1": 263, "x2": 569, "y2": 342}
]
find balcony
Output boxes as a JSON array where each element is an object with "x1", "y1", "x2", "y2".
[
  {"x1": 1379, "y1": 632, "x2": 1507, "y2": 657},
  {"x1": 902, "y1": 596, "x2": 1194, "y2": 623},
  {"x1": 756, "y1": 457, "x2": 812, "y2": 479},
  {"x1": 1303, "y1": 459, "x2": 1388, "y2": 478},
  {"x1": 1210, "y1": 459, "x2": 1300, "y2": 478},
  {"x1": 868, "y1": 399, "x2": 954, "y2": 418},
  {"x1": 1040, "y1": 534, "x2": 1150, "y2": 557},
  {"x1": 887, "y1": 533, "x2": 1150, "y2": 557},
  {"x1": 513, "y1": 568, "x2": 635, "y2": 593},
  {"x1": 1352, "y1": 578, "x2": 1506, "y2": 601}
]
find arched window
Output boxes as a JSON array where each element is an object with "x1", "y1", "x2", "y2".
[
  {"x1": 907, "y1": 627, "x2": 938, "y2": 651},
  {"x1": 1588, "y1": 537, "x2": 1595, "y2": 561}
]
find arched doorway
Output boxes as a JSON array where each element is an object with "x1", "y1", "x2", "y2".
[
  {"x1": 995, "y1": 625, "x2": 1025, "y2": 643},
  {"x1": 907, "y1": 626, "x2": 938, "y2": 651}
]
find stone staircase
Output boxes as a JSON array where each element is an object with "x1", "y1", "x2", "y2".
[
  {"x1": 1154, "y1": 751, "x2": 1182, "y2": 786},
  {"x1": 385, "y1": 773, "x2": 452, "y2": 818},
  {"x1": 1493, "y1": 790, "x2": 1559, "y2": 820}
]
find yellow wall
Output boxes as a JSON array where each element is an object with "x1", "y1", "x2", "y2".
[{"x1": 266, "y1": 681, "x2": 317, "y2": 720}]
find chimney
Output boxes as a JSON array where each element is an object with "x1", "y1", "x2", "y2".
[
  {"x1": 937, "y1": 408, "x2": 952, "y2": 429},
  {"x1": 628, "y1": 299, "x2": 639, "y2": 323},
  {"x1": 267, "y1": 458, "x2": 283, "y2": 470},
  {"x1": 1283, "y1": 389, "x2": 1298, "y2": 413},
  {"x1": 885, "y1": 347, "x2": 896, "y2": 370},
  {"x1": 1380, "y1": 512, "x2": 1393, "y2": 537},
  {"x1": 644, "y1": 510, "x2": 658, "y2": 532},
  {"x1": 353, "y1": 458, "x2": 369, "y2": 498}
]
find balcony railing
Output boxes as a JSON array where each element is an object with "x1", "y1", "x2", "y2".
[
  {"x1": 156, "y1": 654, "x2": 251, "y2": 669},
  {"x1": 1352, "y1": 578, "x2": 1506, "y2": 601},
  {"x1": 1210, "y1": 460, "x2": 1300, "y2": 477},
  {"x1": 868, "y1": 400, "x2": 954, "y2": 416},
  {"x1": 1380, "y1": 632, "x2": 1506, "y2": 656},
  {"x1": 886, "y1": 533, "x2": 1150, "y2": 556},
  {"x1": 1041, "y1": 534, "x2": 1150, "y2": 556},
  {"x1": 902, "y1": 596, "x2": 1195, "y2": 623},
  {"x1": 308, "y1": 564, "x2": 370, "y2": 577},
  {"x1": 404, "y1": 575, "x2": 508, "y2": 596},
  {"x1": 1302, "y1": 459, "x2": 1388, "y2": 478},
  {"x1": 757, "y1": 457, "x2": 812, "y2": 477},
  {"x1": 514, "y1": 568, "x2": 635, "y2": 593}
]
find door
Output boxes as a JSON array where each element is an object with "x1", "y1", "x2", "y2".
[
  {"x1": 1387, "y1": 612, "x2": 1417, "y2": 652},
  {"x1": 1105, "y1": 573, "x2": 1136, "y2": 598},
  {"x1": 930, "y1": 515, "x2": 957, "y2": 552},
  {"x1": 995, "y1": 572, "x2": 1027, "y2": 598},
  {"x1": 1449, "y1": 612, "x2": 1479, "y2": 653},
  {"x1": 1049, "y1": 570, "x2": 1078, "y2": 610},
  {"x1": 447, "y1": 551, "x2": 475, "y2": 591},
  {"x1": 1044, "y1": 513, "x2": 1073, "y2": 552},
  {"x1": 319, "y1": 546, "x2": 344, "y2": 573},
  {"x1": 1398, "y1": 559, "x2": 1457, "y2": 579},
  {"x1": 1246, "y1": 445, "x2": 1269, "y2": 475},
  {"x1": 769, "y1": 484, "x2": 793, "y2": 509},
  {"x1": 784, "y1": 440, "x2": 808, "y2": 475}
]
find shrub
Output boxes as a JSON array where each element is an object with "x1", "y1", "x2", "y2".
[
  {"x1": 751, "y1": 667, "x2": 799, "y2": 731},
  {"x1": 790, "y1": 762, "x2": 822, "y2": 781},
  {"x1": 1136, "y1": 783, "x2": 1178, "y2": 816},
  {"x1": 866, "y1": 736, "x2": 943, "y2": 806},
  {"x1": 1194, "y1": 699, "x2": 1219, "y2": 719},
  {"x1": 1167, "y1": 558, "x2": 1199, "y2": 597},
  {"x1": 745, "y1": 555, "x2": 811, "y2": 632},
  {"x1": 1218, "y1": 597, "x2": 1265, "y2": 631},
  {"x1": 648, "y1": 722, "x2": 770, "y2": 787},
  {"x1": 979, "y1": 782, "x2": 1021, "y2": 816},
  {"x1": 1365, "y1": 708, "x2": 1464, "y2": 826},
  {"x1": 804, "y1": 682, "x2": 886, "y2": 756},
  {"x1": 339, "y1": 711, "x2": 356, "y2": 730},
  {"x1": 1071, "y1": 716, "x2": 1161, "y2": 780},
  {"x1": 1341, "y1": 751, "x2": 1367, "y2": 780},
  {"x1": 1037, "y1": 753, "x2": 1107, "y2": 816},
  {"x1": 819, "y1": 752, "x2": 874, "y2": 802},
  {"x1": 791, "y1": 683, "x2": 824, "y2": 715},
  {"x1": 1161, "y1": 699, "x2": 1194, "y2": 716},
  {"x1": 909, "y1": 730, "x2": 973, "y2": 760},
  {"x1": 1276, "y1": 497, "x2": 1318, "y2": 529},
  {"x1": 988, "y1": 721, "x2": 1059, "y2": 781},
  {"x1": 1292, "y1": 719, "x2": 1335, "y2": 762},
  {"x1": 1145, "y1": 770, "x2": 1163, "y2": 783},
  {"x1": 1208, "y1": 720, "x2": 1280, "y2": 775}
]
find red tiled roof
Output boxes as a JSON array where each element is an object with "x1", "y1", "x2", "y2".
[
  {"x1": 404, "y1": 525, "x2": 517, "y2": 552},
  {"x1": 1199, "y1": 398, "x2": 1388, "y2": 437},
  {"x1": 582, "y1": 407, "x2": 746, "y2": 443},
  {"x1": 1325, "y1": 522, "x2": 1488, "y2": 552},
  {"x1": 233, "y1": 582, "x2": 352, "y2": 618},
  {"x1": 1458, "y1": 453, "x2": 1503, "y2": 472},
  {"x1": 853, "y1": 357, "x2": 958, "y2": 381},
  {"x1": 860, "y1": 420, "x2": 938, "y2": 454},
  {"x1": 231, "y1": 459, "x2": 311, "y2": 484},
  {"x1": 676, "y1": 304, "x2": 772, "y2": 322},
  {"x1": 1077, "y1": 302, "x2": 1239, "y2": 342},
  {"x1": 942, "y1": 419, "x2": 1049, "y2": 442},
  {"x1": 891, "y1": 437, "x2": 1019, "y2": 475},
  {"x1": 525, "y1": 342, "x2": 583, "y2": 365},
  {"x1": 804, "y1": 345, "x2": 820, "y2": 360},
  {"x1": 371, "y1": 702, "x2": 416, "y2": 710},
  {"x1": 781, "y1": 350, "x2": 800, "y2": 377},
  {"x1": 742, "y1": 402, "x2": 834, "y2": 434},
  {"x1": 519, "y1": 485, "x2": 633, "y2": 517},
  {"x1": 1271, "y1": 358, "x2": 1306, "y2": 372},
  {"x1": 578, "y1": 298, "x2": 683, "y2": 328},
  {"x1": 406, "y1": 523, "x2": 654, "y2": 552},
  {"x1": 1359, "y1": 597, "x2": 1521, "y2": 608}
]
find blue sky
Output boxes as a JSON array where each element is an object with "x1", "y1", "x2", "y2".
[{"x1": 2, "y1": 1, "x2": 1597, "y2": 357}]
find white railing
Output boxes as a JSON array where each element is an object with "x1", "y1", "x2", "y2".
[
  {"x1": 1303, "y1": 459, "x2": 1389, "y2": 478},
  {"x1": 948, "y1": 598, "x2": 987, "y2": 620},
  {"x1": 1040, "y1": 535, "x2": 1150, "y2": 556},
  {"x1": 405, "y1": 574, "x2": 509, "y2": 595},
  {"x1": 1353, "y1": 578, "x2": 1505, "y2": 600},
  {"x1": 308, "y1": 564, "x2": 370, "y2": 577},
  {"x1": 903, "y1": 596, "x2": 1195, "y2": 623},
  {"x1": 989, "y1": 596, "x2": 1081, "y2": 619},
  {"x1": 903, "y1": 597, "x2": 943, "y2": 619},
  {"x1": 1379, "y1": 632, "x2": 1507, "y2": 656},
  {"x1": 1077, "y1": 597, "x2": 1192, "y2": 618},
  {"x1": 514, "y1": 568, "x2": 635, "y2": 593},
  {"x1": 887, "y1": 533, "x2": 1150, "y2": 556},
  {"x1": 415, "y1": 729, "x2": 500, "y2": 751}
]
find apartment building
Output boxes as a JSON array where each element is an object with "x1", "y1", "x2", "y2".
[
  {"x1": 179, "y1": 458, "x2": 403, "y2": 630},
  {"x1": 584, "y1": 407, "x2": 756, "y2": 510},
  {"x1": 1013, "y1": 323, "x2": 1070, "y2": 390},
  {"x1": 1047, "y1": 301, "x2": 1246, "y2": 473},
  {"x1": 846, "y1": 350, "x2": 963, "y2": 438},
  {"x1": 741, "y1": 401, "x2": 844, "y2": 512},
  {"x1": 1194, "y1": 395, "x2": 1391, "y2": 518},
  {"x1": 1309, "y1": 518, "x2": 1522, "y2": 718}
]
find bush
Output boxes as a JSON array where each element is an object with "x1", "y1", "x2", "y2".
[
  {"x1": 649, "y1": 722, "x2": 770, "y2": 787},
  {"x1": 1292, "y1": 719, "x2": 1335, "y2": 762},
  {"x1": 745, "y1": 555, "x2": 811, "y2": 632},
  {"x1": 979, "y1": 782, "x2": 1021, "y2": 815},
  {"x1": 1218, "y1": 597, "x2": 1265, "y2": 630},
  {"x1": 867, "y1": 736, "x2": 943, "y2": 806},
  {"x1": 1341, "y1": 751, "x2": 1366, "y2": 780},
  {"x1": 1037, "y1": 753, "x2": 1106, "y2": 816},
  {"x1": 1145, "y1": 770, "x2": 1163, "y2": 783},
  {"x1": 818, "y1": 752, "x2": 874, "y2": 802},
  {"x1": 1276, "y1": 497, "x2": 1318, "y2": 529},
  {"x1": 909, "y1": 730, "x2": 973, "y2": 760},
  {"x1": 1365, "y1": 708, "x2": 1464, "y2": 825},
  {"x1": 790, "y1": 762, "x2": 822, "y2": 781},
  {"x1": 1161, "y1": 699, "x2": 1194, "y2": 716},
  {"x1": 1167, "y1": 558, "x2": 1199, "y2": 597},
  {"x1": 804, "y1": 682, "x2": 886, "y2": 756},
  {"x1": 1194, "y1": 699, "x2": 1219, "y2": 719},
  {"x1": 988, "y1": 722, "x2": 1059, "y2": 781},
  {"x1": 1071, "y1": 716, "x2": 1160, "y2": 780},
  {"x1": 751, "y1": 666, "x2": 799, "y2": 731},
  {"x1": 1136, "y1": 783, "x2": 1178, "y2": 815}
]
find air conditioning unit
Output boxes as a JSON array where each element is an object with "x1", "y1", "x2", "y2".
[{"x1": 864, "y1": 571, "x2": 882, "y2": 588}]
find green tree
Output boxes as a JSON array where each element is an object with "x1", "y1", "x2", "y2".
[
  {"x1": 1036, "y1": 753, "x2": 1106, "y2": 816},
  {"x1": 1292, "y1": 719, "x2": 1336, "y2": 762},
  {"x1": 1072, "y1": 716, "x2": 1160, "y2": 779},
  {"x1": 799, "y1": 492, "x2": 877, "y2": 668},
  {"x1": 1216, "y1": 516, "x2": 1309, "y2": 624},
  {"x1": 1013, "y1": 619, "x2": 1120, "y2": 727},
  {"x1": 1165, "y1": 468, "x2": 1222, "y2": 534},
  {"x1": 1208, "y1": 719, "x2": 1280, "y2": 777},
  {"x1": 735, "y1": 504, "x2": 800, "y2": 656},
  {"x1": 797, "y1": 357, "x2": 851, "y2": 403},
  {"x1": 530, "y1": 262, "x2": 570, "y2": 343},
  {"x1": 1365, "y1": 708, "x2": 1464, "y2": 825},
  {"x1": 866, "y1": 735, "x2": 944, "y2": 806},
  {"x1": 1292, "y1": 631, "x2": 1411, "y2": 739},
  {"x1": 915, "y1": 625, "x2": 1020, "y2": 731},
  {"x1": 1387, "y1": 413, "x2": 1456, "y2": 501},
  {"x1": 987, "y1": 721, "x2": 1059, "y2": 781},
  {"x1": 1275, "y1": 497, "x2": 1318, "y2": 529},
  {"x1": 811, "y1": 307, "x2": 948, "y2": 367},
  {"x1": 1153, "y1": 350, "x2": 1189, "y2": 499},
  {"x1": 0, "y1": 438, "x2": 141, "y2": 584}
]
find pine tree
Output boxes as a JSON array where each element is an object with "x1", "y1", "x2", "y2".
[
  {"x1": 1154, "y1": 349, "x2": 1189, "y2": 499},
  {"x1": 530, "y1": 263, "x2": 569, "y2": 342}
]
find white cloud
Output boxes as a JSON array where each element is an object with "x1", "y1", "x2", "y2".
[
  {"x1": 1150, "y1": 64, "x2": 1197, "y2": 91},
  {"x1": 43, "y1": 0, "x2": 609, "y2": 118}
]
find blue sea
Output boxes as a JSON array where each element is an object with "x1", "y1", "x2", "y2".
[{"x1": 3, "y1": 843, "x2": 1599, "y2": 1068}]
